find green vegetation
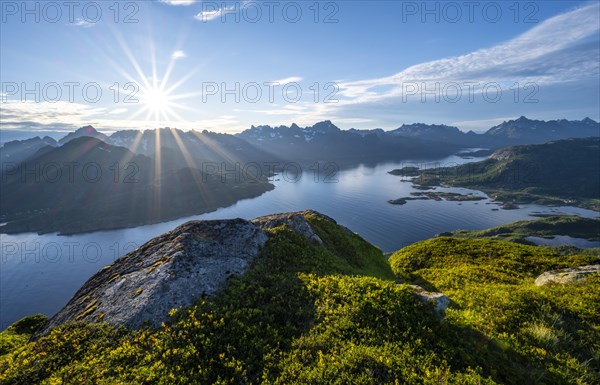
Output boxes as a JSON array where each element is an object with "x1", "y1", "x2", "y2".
[
  {"x1": 0, "y1": 315, "x2": 47, "y2": 356},
  {"x1": 2, "y1": 215, "x2": 599, "y2": 384},
  {"x1": 408, "y1": 138, "x2": 600, "y2": 211},
  {"x1": 450, "y1": 215, "x2": 600, "y2": 243},
  {"x1": 390, "y1": 238, "x2": 599, "y2": 384}
]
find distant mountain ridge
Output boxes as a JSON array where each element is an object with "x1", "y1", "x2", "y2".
[
  {"x1": 485, "y1": 116, "x2": 599, "y2": 143},
  {"x1": 0, "y1": 136, "x2": 57, "y2": 165},
  {"x1": 58, "y1": 125, "x2": 110, "y2": 146},
  {"x1": 237, "y1": 120, "x2": 462, "y2": 164},
  {"x1": 388, "y1": 123, "x2": 480, "y2": 146},
  {"x1": 2, "y1": 116, "x2": 598, "y2": 171}
]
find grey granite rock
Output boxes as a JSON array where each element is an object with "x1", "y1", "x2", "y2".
[
  {"x1": 252, "y1": 211, "x2": 323, "y2": 244},
  {"x1": 534, "y1": 265, "x2": 600, "y2": 286},
  {"x1": 409, "y1": 285, "x2": 450, "y2": 315},
  {"x1": 37, "y1": 211, "x2": 334, "y2": 336},
  {"x1": 37, "y1": 218, "x2": 268, "y2": 335}
]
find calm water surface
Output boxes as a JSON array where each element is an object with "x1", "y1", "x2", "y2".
[{"x1": 1, "y1": 154, "x2": 598, "y2": 329}]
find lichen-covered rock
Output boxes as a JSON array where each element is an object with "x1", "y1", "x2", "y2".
[
  {"x1": 409, "y1": 285, "x2": 450, "y2": 315},
  {"x1": 252, "y1": 211, "x2": 323, "y2": 244},
  {"x1": 534, "y1": 264, "x2": 600, "y2": 286},
  {"x1": 37, "y1": 211, "x2": 333, "y2": 336},
  {"x1": 37, "y1": 219, "x2": 268, "y2": 335}
]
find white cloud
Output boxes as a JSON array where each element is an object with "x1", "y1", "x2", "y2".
[
  {"x1": 159, "y1": 0, "x2": 196, "y2": 6},
  {"x1": 1, "y1": 100, "x2": 105, "y2": 122},
  {"x1": 72, "y1": 18, "x2": 96, "y2": 28},
  {"x1": 271, "y1": 76, "x2": 303, "y2": 84},
  {"x1": 195, "y1": 5, "x2": 234, "y2": 22},
  {"x1": 335, "y1": 3, "x2": 600, "y2": 105},
  {"x1": 332, "y1": 118, "x2": 374, "y2": 125},
  {"x1": 0, "y1": 100, "x2": 105, "y2": 131},
  {"x1": 1, "y1": 100, "x2": 146, "y2": 132},
  {"x1": 194, "y1": 1, "x2": 254, "y2": 22},
  {"x1": 256, "y1": 2, "x2": 600, "y2": 128},
  {"x1": 171, "y1": 50, "x2": 187, "y2": 60}
]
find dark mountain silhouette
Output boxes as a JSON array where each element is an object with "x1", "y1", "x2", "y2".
[
  {"x1": 0, "y1": 137, "x2": 272, "y2": 235},
  {"x1": 237, "y1": 120, "x2": 461, "y2": 165},
  {"x1": 0, "y1": 136, "x2": 58, "y2": 166},
  {"x1": 483, "y1": 116, "x2": 599, "y2": 144},
  {"x1": 109, "y1": 127, "x2": 282, "y2": 172},
  {"x1": 58, "y1": 125, "x2": 110, "y2": 146}
]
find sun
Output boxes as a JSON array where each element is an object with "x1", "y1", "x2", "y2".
[
  {"x1": 142, "y1": 88, "x2": 170, "y2": 111},
  {"x1": 139, "y1": 86, "x2": 175, "y2": 122},
  {"x1": 105, "y1": 34, "x2": 198, "y2": 126}
]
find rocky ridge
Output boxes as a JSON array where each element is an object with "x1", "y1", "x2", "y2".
[
  {"x1": 37, "y1": 211, "x2": 352, "y2": 335},
  {"x1": 37, "y1": 210, "x2": 451, "y2": 336}
]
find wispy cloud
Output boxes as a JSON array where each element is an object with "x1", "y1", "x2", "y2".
[
  {"x1": 194, "y1": 1, "x2": 253, "y2": 22},
  {"x1": 260, "y1": 3, "x2": 600, "y2": 128},
  {"x1": 71, "y1": 18, "x2": 96, "y2": 28},
  {"x1": 195, "y1": 5, "x2": 235, "y2": 22},
  {"x1": 159, "y1": 0, "x2": 196, "y2": 6},
  {"x1": 192, "y1": 115, "x2": 240, "y2": 132},
  {"x1": 171, "y1": 50, "x2": 187, "y2": 60},
  {"x1": 334, "y1": 3, "x2": 600, "y2": 105},
  {"x1": 235, "y1": 104, "x2": 308, "y2": 116},
  {"x1": 0, "y1": 99, "x2": 242, "y2": 133},
  {"x1": 109, "y1": 108, "x2": 128, "y2": 115},
  {"x1": 0, "y1": 100, "x2": 107, "y2": 132},
  {"x1": 271, "y1": 76, "x2": 303, "y2": 84}
]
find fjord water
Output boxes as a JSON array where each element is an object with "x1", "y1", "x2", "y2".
[{"x1": 1, "y1": 153, "x2": 597, "y2": 329}]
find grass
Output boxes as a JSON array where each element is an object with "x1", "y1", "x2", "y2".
[
  {"x1": 0, "y1": 315, "x2": 47, "y2": 357},
  {"x1": 1, "y1": 215, "x2": 598, "y2": 384},
  {"x1": 390, "y1": 237, "x2": 600, "y2": 384}
]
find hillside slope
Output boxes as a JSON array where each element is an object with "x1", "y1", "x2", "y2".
[
  {"x1": 448, "y1": 215, "x2": 600, "y2": 244},
  {"x1": 0, "y1": 137, "x2": 273, "y2": 235},
  {"x1": 406, "y1": 137, "x2": 600, "y2": 210},
  {"x1": 1, "y1": 212, "x2": 598, "y2": 384}
]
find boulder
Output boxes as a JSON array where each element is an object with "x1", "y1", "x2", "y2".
[
  {"x1": 409, "y1": 285, "x2": 450, "y2": 315},
  {"x1": 37, "y1": 211, "x2": 329, "y2": 335},
  {"x1": 534, "y1": 265, "x2": 600, "y2": 286},
  {"x1": 37, "y1": 218, "x2": 268, "y2": 335}
]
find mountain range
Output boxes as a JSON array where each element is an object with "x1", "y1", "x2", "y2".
[
  {"x1": 1, "y1": 116, "x2": 598, "y2": 234},
  {"x1": 238, "y1": 116, "x2": 599, "y2": 163},
  {"x1": 2, "y1": 116, "x2": 598, "y2": 168}
]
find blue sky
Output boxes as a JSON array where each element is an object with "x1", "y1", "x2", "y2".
[{"x1": 1, "y1": 0, "x2": 599, "y2": 137}]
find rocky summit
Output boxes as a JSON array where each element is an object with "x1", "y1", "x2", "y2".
[{"x1": 37, "y1": 211, "x2": 333, "y2": 335}]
